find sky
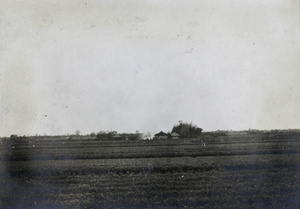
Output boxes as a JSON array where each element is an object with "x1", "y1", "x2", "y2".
[{"x1": 0, "y1": 0, "x2": 299, "y2": 136}]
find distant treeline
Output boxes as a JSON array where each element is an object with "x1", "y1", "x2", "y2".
[
  {"x1": 2, "y1": 128, "x2": 300, "y2": 141},
  {"x1": 96, "y1": 131, "x2": 142, "y2": 141}
]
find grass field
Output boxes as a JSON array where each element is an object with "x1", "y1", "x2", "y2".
[{"x1": 0, "y1": 132, "x2": 299, "y2": 208}]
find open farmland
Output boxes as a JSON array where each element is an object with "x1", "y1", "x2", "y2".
[{"x1": 0, "y1": 132, "x2": 299, "y2": 208}]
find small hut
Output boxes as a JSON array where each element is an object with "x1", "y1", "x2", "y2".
[
  {"x1": 112, "y1": 134, "x2": 122, "y2": 140},
  {"x1": 154, "y1": 131, "x2": 168, "y2": 140}
]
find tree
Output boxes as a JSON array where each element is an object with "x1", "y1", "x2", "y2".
[
  {"x1": 10, "y1": 134, "x2": 18, "y2": 138},
  {"x1": 75, "y1": 130, "x2": 81, "y2": 136},
  {"x1": 171, "y1": 122, "x2": 202, "y2": 138}
]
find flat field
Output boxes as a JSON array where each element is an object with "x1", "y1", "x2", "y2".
[{"x1": 0, "y1": 132, "x2": 299, "y2": 208}]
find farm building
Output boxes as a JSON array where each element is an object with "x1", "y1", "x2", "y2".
[
  {"x1": 154, "y1": 131, "x2": 168, "y2": 140},
  {"x1": 171, "y1": 132, "x2": 180, "y2": 139},
  {"x1": 112, "y1": 134, "x2": 122, "y2": 140}
]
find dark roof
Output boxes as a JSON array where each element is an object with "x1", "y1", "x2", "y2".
[{"x1": 155, "y1": 131, "x2": 168, "y2": 136}]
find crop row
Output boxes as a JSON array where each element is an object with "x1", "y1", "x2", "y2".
[
  {"x1": 1, "y1": 140, "x2": 299, "y2": 161},
  {"x1": 1, "y1": 153, "x2": 298, "y2": 175},
  {"x1": 2, "y1": 165, "x2": 298, "y2": 208}
]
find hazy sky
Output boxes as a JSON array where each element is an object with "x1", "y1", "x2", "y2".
[{"x1": 0, "y1": 0, "x2": 299, "y2": 136}]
